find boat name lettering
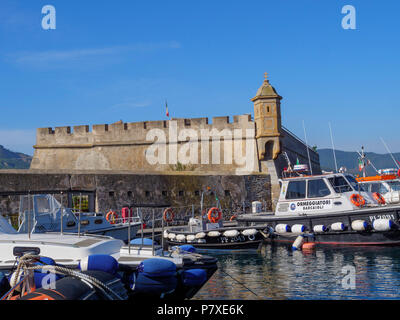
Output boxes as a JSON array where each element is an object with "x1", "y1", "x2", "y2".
[{"x1": 369, "y1": 214, "x2": 395, "y2": 222}]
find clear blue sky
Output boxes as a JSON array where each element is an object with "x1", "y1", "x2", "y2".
[{"x1": 0, "y1": 0, "x2": 399, "y2": 155}]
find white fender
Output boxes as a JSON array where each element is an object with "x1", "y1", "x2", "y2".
[
  {"x1": 373, "y1": 219, "x2": 393, "y2": 231},
  {"x1": 195, "y1": 232, "x2": 206, "y2": 239},
  {"x1": 351, "y1": 220, "x2": 368, "y2": 231},
  {"x1": 292, "y1": 235, "x2": 304, "y2": 251},
  {"x1": 176, "y1": 234, "x2": 186, "y2": 242},
  {"x1": 275, "y1": 224, "x2": 291, "y2": 233},
  {"x1": 313, "y1": 225, "x2": 327, "y2": 233},
  {"x1": 291, "y1": 224, "x2": 306, "y2": 233},
  {"x1": 223, "y1": 230, "x2": 240, "y2": 237},
  {"x1": 186, "y1": 234, "x2": 196, "y2": 242},
  {"x1": 163, "y1": 230, "x2": 169, "y2": 238},
  {"x1": 331, "y1": 222, "x2": 345, "y2": 231},
  {"x1": 168, "y1": 233, "x2": 176, "y2": 240},
  {"x1": 241, "y1": 229, "x2": 258, "y2": 236},
  {"x1": 207, "y1": 231, "x2": 221, "y2": 237}
]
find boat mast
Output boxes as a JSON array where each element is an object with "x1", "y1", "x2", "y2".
[
  {"x1": 380, "y1": 137, "x2": 400, "y2": 169},
  {"x1": 329, "y1": 122, "x2": 338, "y2": 173},
  {"x1": 302, "y1": 120, "x2": 313, "y2": 175}
]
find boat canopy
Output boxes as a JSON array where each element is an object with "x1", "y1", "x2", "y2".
[{"x1": 0, "y1": 215, "x2": 17, "y2": 234}]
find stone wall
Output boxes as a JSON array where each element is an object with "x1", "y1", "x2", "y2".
[
  {"x1": 0, "y1": 170, "x2": 271, "y2": 222},
  {"x1": 30, "y1": 115, "x2": 260, "y2": 174}
]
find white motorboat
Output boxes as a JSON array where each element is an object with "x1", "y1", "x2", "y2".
[{"x1": 17, "y1": 194, "x2": 142, "y2": 243}]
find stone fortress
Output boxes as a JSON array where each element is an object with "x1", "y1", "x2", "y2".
[{"x1": 0, "y1": 74, "x2": 320, "y2": 217}]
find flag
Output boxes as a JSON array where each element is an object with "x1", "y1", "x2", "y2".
[
  {"x1": 165, "y1": 100, "x2": 169, "y2": 118},
  {"x1": 358, "y1": 158, "x2": 364, "y2": 171}
]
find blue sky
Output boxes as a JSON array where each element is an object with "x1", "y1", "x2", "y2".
[{"x1": 0, "y1": 0, "x2": 399, "y2": 155}]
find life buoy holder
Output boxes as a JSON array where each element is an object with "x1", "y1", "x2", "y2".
[
  {"x1": 230, "y1": 214, "x2": 237, "y2": 221},
  {"x1": 372, "y1": 192, "x2": 386, "y2": 205},
  {"x1": 106, "y1": 211, "x2": 118, "y2": 224},
  {"x1": 163, "y1": 208, "x2": 174, "y2": 223},
  {"x1": 208, "y1": 207, "x2": 222, "y2": 223},
  {"x1": 350, "y1": 194, "x2": 366, "y2": 207}
]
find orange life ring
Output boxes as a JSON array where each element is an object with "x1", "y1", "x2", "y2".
[
  {"x1": 106, "y1": 211, "x2": 118, "y2": 224},
  {"x1": 350, "y1": 194, "x2": 366, "y2": 207},
  {"x1": 163, "y1": 208, "x2": 174, "y2": 223},
  {"x1": 208, "y1": 207, "x2": 222, "y2": 223},
  {"x1": 230, "y1": 214, "x2": 237, "y2": 221},
  {"x1": 372, "y1": 192, "x2": 386, "y2": 205}
]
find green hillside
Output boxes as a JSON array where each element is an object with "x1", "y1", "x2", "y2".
[
  {"x1": 318, "y1": 148, "x2": 400, "y2": 175},
  {"x1": 0, "y1": 145, "x2": 32, "y2": 169}
]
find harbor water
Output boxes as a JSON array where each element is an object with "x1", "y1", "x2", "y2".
[{"x1": 193, "y1": 244, "x2": 400, "y2": 300}]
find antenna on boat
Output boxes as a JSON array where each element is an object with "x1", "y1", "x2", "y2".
[
  {"x1": 328, "y1": 122, "x2": 338, "y2": 173},
  {"x1": 380, "y1": 137, "x2": 400, "y2": 169},
  {"x1": 356, "y1": 149, "x2": 379, "y2": 174},
  {"x1": 302, "y1": 120, "x2": 313, "y2": 175}
]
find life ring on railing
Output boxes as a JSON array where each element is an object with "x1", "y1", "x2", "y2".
[
  {"x1": 106, "y1": 211, "x2": 118, "y2": 224},
  {"x1": 230, "y1": 214, "x2": 237, "y2": 221},
  {"x1": 350, "y1": 194, "x2": 366, "y2": 207},
  {"x1": 208, "y1": 207, "x2": 222, "y2": 223},
  {"x1": 397, "y1": 168, "x2": 400, "y2": 178},
  {"x1": 163, "y1": 208, "x2": 175, "y2": 223},
  {"x1": 372, "y1": 192, "x2": 386, "y2": 205}
]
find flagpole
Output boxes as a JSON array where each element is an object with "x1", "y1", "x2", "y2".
[{"x1": 302, "y1": 120, "x2": 313, "y2": 175}]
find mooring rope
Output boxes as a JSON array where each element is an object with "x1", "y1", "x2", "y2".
[{"x1": 4, "y1": 254, "x2": 123, "y2": 300}]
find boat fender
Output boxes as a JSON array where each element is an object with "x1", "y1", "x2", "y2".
[
  {"x1": 313, "y1": 225, "x2": 327, "y2": 233},
  {"x1": 223, "y1": 230, "x2": 240, "y2": 237},
  {"x1": 291, "y1": 224, "x2": 306, "y2": 233},
  {"x1": 163, "y1": 230, "x2": 169, "y2": 238},
  {"x1": 34, "y1": 257, "x2": 61, "y2": 289},
  {"x1": 351, "y1": 220, "x2": 368, "y2": 231},
  {"x1": 331, "y1": 222, "x2": 346, "y2": 231},
  {"x1": 186, "y1": 235, "x2": 196, "y2": 242},
  {"x1": 181, "y1": 269, "x2": 207, "y2": 287},
  {"x1": 176, "y1": 234, "x2": 186, "y2": 242},
  {"x1": 79, "y1": 255, "x2": 119, "y2": 276},
  {"x1": 241, "y1": 229, "x2": 258, "y2": 236},
  {"x1": 275, "y1": 224, "x2": 291, "y2": 233},
  {"x1": 207, "y1": 231, "x2": 221, "y2": 237},
  {"x1": 195, "y1": 232, "x2": 206, "y2": 239},
  {"x1": 132, "y1": 259, "x2": 177, "y2": 295},
  {"x1": 168, "y1": 233, "x2": 176, "y2": 240},
  {"x1": 292, "y1": 235, "x2": 304, "y2": 251},
  {"x1": 373, "y1": 219, "x2": 394, "y2": 231}
]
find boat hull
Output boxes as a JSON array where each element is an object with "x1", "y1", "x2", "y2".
[
  {"x1": 237, "y1": 205, "x2": 400, "y2": 246},
  {"x1": 164, "y1": 225, "x2": 265, "y2": 251}
]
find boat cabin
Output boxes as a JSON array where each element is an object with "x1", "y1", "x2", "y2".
[
  {"x1": 275, "y1": 173, "x2": 379, "y2": 216},
  {"x1": 357, "y1": 173, "x2": 400, "y2": 204}
]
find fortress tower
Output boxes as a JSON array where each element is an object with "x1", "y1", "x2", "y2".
[{"x1": 251, "y1": 73, "x2": 282, "y2": 162}]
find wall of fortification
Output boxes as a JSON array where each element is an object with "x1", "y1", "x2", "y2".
[
  {"x1": 0, "y1": 171, "x2": 272, "y2": 222},
  {"x1": 30, "y1": 115, "x2": 260, "y2": 174}
]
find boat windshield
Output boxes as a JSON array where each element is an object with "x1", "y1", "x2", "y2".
[
  {"x1": 387, "y1": 181, "x2": 400, "y2": 191},
  {"x1": 363, "y1": 182, "x2": 389, "y2": 194},
  {"x1": 345, "y1": 175, "x2": 367, "y2": 192},
  {"x1": 328, "y1": 175, "x2": 366, "y2": 193}
]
